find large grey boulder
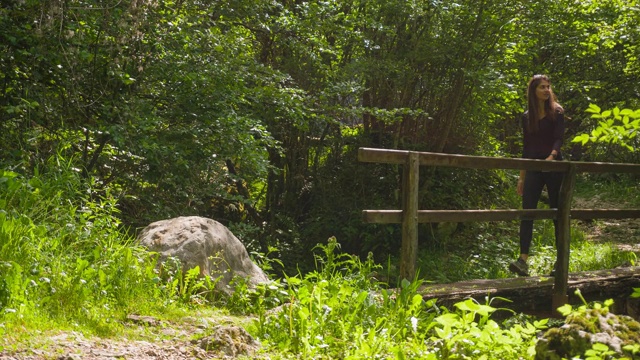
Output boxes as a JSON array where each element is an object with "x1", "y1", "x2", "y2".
[{"x1": 137, "y1": 216, "x2": 268, "y2": 294}]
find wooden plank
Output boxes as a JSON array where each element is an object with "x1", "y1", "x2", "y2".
[
  {"x1": 417, "y1": 209, "x2": 557, "y2": 222},
  {"x1": 416, "y1": 152, "x2": 569, "y2": 172},
  {"x1": 571, "y1": 209, "x2": 640, "y2": 219},
  {"x1": 400, "y1": 152, "x2": 419, "y2": 282},
  {"x1": 554, "y1": 164, "x2": 576, "y2": 311},
  {"x1": 358, "y1": 148, "x2": 408, "y2": 164},
  {"x1": 419, "y1": 267, "x2": 640, "y2": 318},
  {"x1": 362, "y1": 209, "x2": 557, "y2": 223},
  {"x1": 574, "y1": 161, "x2": 640, "y2": 174},
  {"x1": 362, "y1": 208, "x2": 640, "y2": 224},
  {"x1": 358, "y1": 147, "x2": 640, "y2": 174},
  {"x1": 359, "y1": 147, "x2": 569, "y2": 171}
]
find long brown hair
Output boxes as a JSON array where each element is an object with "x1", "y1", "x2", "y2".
[{"x1": 526, "y1": 74, "x2": 563, "y2": 133}]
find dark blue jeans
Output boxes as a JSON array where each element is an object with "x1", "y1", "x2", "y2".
[{"x1": 519, "y1": 170, "x2": 563, "y2": 255}]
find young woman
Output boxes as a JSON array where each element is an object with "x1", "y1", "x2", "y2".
[{"x1": 509, "y1": 74, "x2": 565, "y2": 276}]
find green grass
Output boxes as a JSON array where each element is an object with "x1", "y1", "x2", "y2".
[
  {"x1": 0, "y1": 163, "x2": 189, "y2": 340},
  {"x1": 1, "y1": 159, "x2": 639, "y2": 359}
]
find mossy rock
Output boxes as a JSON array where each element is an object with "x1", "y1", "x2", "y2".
[{"x1": 535, "y1": 307, "x2": 640, "y2": 359}]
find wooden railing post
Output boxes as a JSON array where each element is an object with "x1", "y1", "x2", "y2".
[
  {"x1": 400, "y1": 152, "x2": 419, "y2": 281},
  {"x1": 553, "y1": 163, "x2": 577, "y2": 313}
]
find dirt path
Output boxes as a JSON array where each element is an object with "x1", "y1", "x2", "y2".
[
  {"x1": 0, "y1": 314, "x2": 261, "y2": 360},
  {"x1": 572, "y1": 194, "x2": 640, "y2": 256}
]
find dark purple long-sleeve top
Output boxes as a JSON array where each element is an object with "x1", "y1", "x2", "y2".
[{"x1": 521, "y1": 109, "x2": 565, "y2": 160}]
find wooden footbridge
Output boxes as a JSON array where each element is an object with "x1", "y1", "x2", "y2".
[
  {"x1": 358, "y1": 148, "x2": 640, "y2": 316},
  {"x1": 419, "y1": 267, "x2": 640, "y2": 319}
]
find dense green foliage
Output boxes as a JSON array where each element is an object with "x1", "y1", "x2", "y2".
[
  {"x1": 2, "y1": 0, "x2": 640, "y2": 355},
  {"x1": 2, "y1": 0, "x2": 639, "y2": 273},
  {"x1": 572, "y1": 104, "x2": 640, "y2": 161}
]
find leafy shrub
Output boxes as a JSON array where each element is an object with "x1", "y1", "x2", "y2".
[
  {"x1": 572, "y1": 104, "x2": 640, "y2": 164},
  {"x1": 248, "y1": 238, "x2": 546, "y2": 359}
]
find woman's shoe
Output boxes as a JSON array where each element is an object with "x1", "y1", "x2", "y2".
[{"x1": 508, "y1": 258, "x2": 529, "y2": 276}]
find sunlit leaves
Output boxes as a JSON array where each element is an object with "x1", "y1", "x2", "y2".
[{"x1": 572, "y1": 104, "x2": 640, "y2": 151}]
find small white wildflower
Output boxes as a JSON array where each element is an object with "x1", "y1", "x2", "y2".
[{"x1": 411, "y1": 316, "x2": 418, "y2": 333}]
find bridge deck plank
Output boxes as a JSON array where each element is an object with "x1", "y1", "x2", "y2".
[{"x1": 419, "y1": 266, "x2": 640, "y2": 318}]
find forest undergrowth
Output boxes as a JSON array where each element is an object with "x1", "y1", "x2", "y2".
[{"x1": 1, "y1": 167, "x2": 639, "y2": 359}]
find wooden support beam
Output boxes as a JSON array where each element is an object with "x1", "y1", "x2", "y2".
[
  {"x1": 400, "y1": 152, "x2": 419, "y2": 282},
  {"x1": 359, "y1": 147, "x2": 569, "y2": 172},
  {"x1": 571, "y1": 209, "x2": 640, "y2": 219},
  {"x1": 553, "y1": 164, "x2": 577, "y2": 313},
  {"x1": 574, "y1": 161, "x2": 640, "y2": 174},
  {"x1": 358, "y1": 147, "x2": 408, "y2": 164}
]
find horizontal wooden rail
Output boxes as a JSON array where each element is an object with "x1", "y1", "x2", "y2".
[
  {"x1": 363, "y1": 209, "x2": 555, "y2": 223},
  {"x1": 358, "y1": 147, "x2": 640, "y2": 174},
  {"x1": 362, "y1": 209, "x2": 640, "y2": 223}
]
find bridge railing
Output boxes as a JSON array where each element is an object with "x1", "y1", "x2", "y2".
[{"x1": 358, "y1": 147, "x2": 640, "y2": 310}]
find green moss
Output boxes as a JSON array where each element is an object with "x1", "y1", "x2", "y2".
[
  {"x1": 535, "y1": 327, "x2": 591, "y2": 360},
  {"x1": 535, "y1": 306, "x2": 640, "y2": 359},
  {"x1": 566, "y1": 310, "x2": 599, "y2": 333}
]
